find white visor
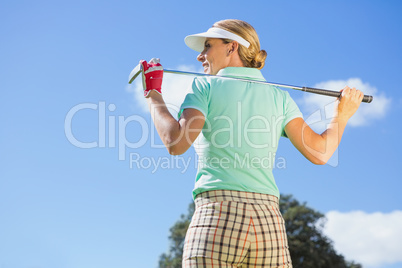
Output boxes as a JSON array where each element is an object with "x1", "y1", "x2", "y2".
[{"x1": 184, "y1": 27, "x2": 250, "y2": 52}]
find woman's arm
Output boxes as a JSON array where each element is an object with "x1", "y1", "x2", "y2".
[
  {"x1": 139, "y1": 59, "x2": 205, "y2": 155},
  {"x1": 147, "y1": 90, "x2": 205, "y2": 155},
  {"x1": 284, "y1": 86, "x2": 364, "y2": 165}
]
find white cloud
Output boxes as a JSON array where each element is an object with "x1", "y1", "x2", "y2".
[
  {"x1": 297, "y1": 78, "x2": 391, "y2": 131},
  {"x1": 323, "y1": 210, "x2": 402, "y2": 267},
  {"x1": 126, "y1": 64, "x2": 202, "y2": 119}
]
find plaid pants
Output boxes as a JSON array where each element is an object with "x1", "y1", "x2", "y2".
[{"x1": 183, "y1": 190, "x2": 292, "y2": 268}]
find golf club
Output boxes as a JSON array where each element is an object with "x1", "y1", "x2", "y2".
[{"x1": 128, "y1": 63, "x2": 373, "y2": 103}]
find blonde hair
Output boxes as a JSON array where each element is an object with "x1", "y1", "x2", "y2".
[{"x1": 213, "y1": 19, "x2": 267, "y2": 69}]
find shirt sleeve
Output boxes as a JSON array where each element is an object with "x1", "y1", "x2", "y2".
[
  {"x1": 178, "y1": 77, "x2": 209, "y2": 118},
  {"x1": 281, "y1": 91, "x2": 303, "y2": 138}
]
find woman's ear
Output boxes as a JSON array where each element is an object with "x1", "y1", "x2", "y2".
[
  {"x1": 232, "y1": 41, "x2": 239, "y2": 52},
  {"x1": 227, "y1": 41, "x2": 239, "y2": 56}
]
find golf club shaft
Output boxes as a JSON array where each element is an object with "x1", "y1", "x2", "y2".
[{"x1": 128, "y1": 64, "x2": 373, "y2": 103}]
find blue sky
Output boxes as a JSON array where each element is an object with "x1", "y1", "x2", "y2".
[{"x1": 1, "y1": 0, "x2": 402, "y2": 267}]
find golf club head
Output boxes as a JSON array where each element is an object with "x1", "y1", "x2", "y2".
[{"x1": 128, "y1": 63, "x2": 142, "y2": 84}]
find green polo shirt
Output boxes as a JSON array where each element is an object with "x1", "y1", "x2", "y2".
[{"x1": 179, "y1": 67, "x2": 303, "y2": 199}]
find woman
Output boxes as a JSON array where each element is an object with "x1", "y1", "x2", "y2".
[{"x1": 141, "y1": 19, "x2": 363, "y2": 267}]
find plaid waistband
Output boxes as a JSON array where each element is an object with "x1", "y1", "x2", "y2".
[{"x1": 194, "y1": 190, "x2": 279, "y2": 208}]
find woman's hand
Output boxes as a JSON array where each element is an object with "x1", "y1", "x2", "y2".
[
  {"x1": 336, "y1": 86, "x2": 364, "y2": 122},
  {"x1": 284, "y1": 86, "x2": 364, "y2": 165},
  {"x1": 140, "y1": 58, "x2": 164, "y2": 97}
]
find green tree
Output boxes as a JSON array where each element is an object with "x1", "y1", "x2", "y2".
[
  {"x1": 159, "y1": 195, "x2": 361, "y2": 268},
  {"x1": 159, "y1": 202, "x2": 195, "y2": 268},
  {"x1": 279, "y1": 195, "x2": 361, "y2": 268}
]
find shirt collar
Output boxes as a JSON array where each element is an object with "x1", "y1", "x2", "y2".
[{"x1": 216, "y1": 67, "x2": 266, "y2": 82}]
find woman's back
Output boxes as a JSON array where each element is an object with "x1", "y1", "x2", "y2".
[{"x1": 185, "y1": 67, "x2": 303, "y2": 199}]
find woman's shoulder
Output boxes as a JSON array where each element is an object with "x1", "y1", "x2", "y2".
[
  {"x1": 193, "y1": 76, "x2": 212, "y2": 89},
  {"x1": 268, "y1": 85, "x2": 293, "y2": 99}
]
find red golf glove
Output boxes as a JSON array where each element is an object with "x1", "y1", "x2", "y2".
[{"x1": 140, "y1": 58, "x2": 163, "y2": 97}]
